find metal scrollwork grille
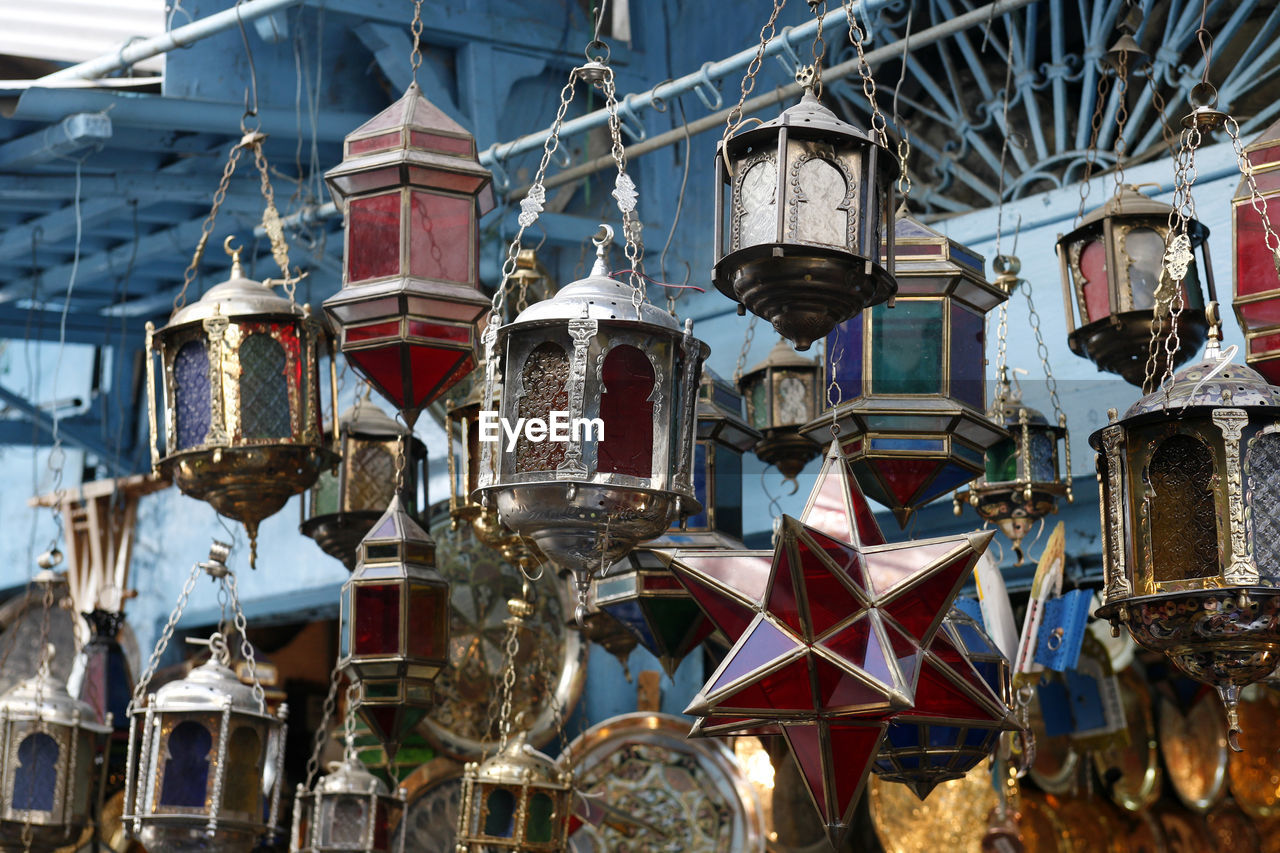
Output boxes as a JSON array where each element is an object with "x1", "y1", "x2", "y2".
[
  {"x1": 1149, "y1": 434, "x2": 1218, "y2": 585},
  {"x1": 347, "y1": 444, "x2": 396, "y2": 512},
  {"x1": 1246, "y1": 431, "x2": 1280, "y2": 583}
]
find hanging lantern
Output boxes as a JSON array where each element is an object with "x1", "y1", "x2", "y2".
[
  {"x1": 477, "y1": 226, "x2": 707, "y2": 612},
  {"x1": 145, "y1": 241, "x2": 337, "y2": 564},
  {"x1": 323, "y1": 82, "x2": 495, "y2": 418},
  {"x1": 0, "y1": 569, "x2": 111, "y2": 852},
  {"x1": 301, "y1": 399, "x2": 427, "y2": 570},
  {"x1": 339, "y1": 495, "x2": 448, "y2": 760},
  {"x1": 1232, "y1": 116, "x2": 1280, "y2": 383},
  {"x1": 445, "y1": 366, "x2": 543, "y2": 573},
  {"x1": 810, "y1": 211, "x2": 1008, "y2": 526},
  {"x1": 291, "y1": 755, "x2": 407, "y2": 853},
  {"x1": 594, "y1": 367, "x2": 759, "y2": 677},
  {"x1": 738, "y1": 339, "x2": 823, "y2": 482},
  {"x1": 70, "y1": 609, "x2": 134, "y2": 789},
  {"x1": 456, "y1": 732, "x2": 571, "y2": 852},
  {"x1": 873, "y1": 608, "x2": 1013, "y2": 799},
  {"x1": 1056, "y1": 185, "x2": 1212, "y2": 386},
  {"x1": 1093, "y1": 308, "x2": 1280, "y2": 751},
  {"x1": 713, "y1": 79, "x2": 897, "y2": 350}
]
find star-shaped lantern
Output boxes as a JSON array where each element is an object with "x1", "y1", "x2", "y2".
[{"x1": 656, "y1": 444, "x2": 998, "y2": 846}]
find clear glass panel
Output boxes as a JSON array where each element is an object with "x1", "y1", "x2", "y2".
[
  {"x1": 159, "y1": 721, "x2": 211, "y2": 808},
  {"x1": 1124, "y1": 227, "x2": 1165, "y2": 311},
  {"x1": 735, "y1": 158, "x2": 777, "y2": 250},
  {"x1": 239, "y1": 334, "x2": 292, "y2": 439},
  {"x1": 793, "y1": 158, "x2": 847, "y2": 247},
  {"x1": 515, "y1": 342, "x2": 569, "y2": 473},
  {"x1": 174, "y1": 340, "x2": 211, "y2": 450},
  {"x1": 773, "y1": 371, "x2": 814, "y2": 426},
  {"x1": 326, "y1": 795, "x2": 367, "y2": 845},
  {"x1": 1149, "y1": 434, "x2": 1218, "y2": 584}
]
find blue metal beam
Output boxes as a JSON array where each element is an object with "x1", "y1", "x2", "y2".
[
  {"x1": 0, "y1": 172, "x2": 264, "y2": 203},
  {"x1": 0, "y1": 385, "x2": 129, "y2": 475},
  {"x1": 0, "y1": 114, "x2": 112, "y2": 170},
  {"x1": 0, "y1": 306, "x2": 148, "y2": 345}
]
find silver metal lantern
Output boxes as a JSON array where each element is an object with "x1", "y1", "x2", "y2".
[{"x1": 291, "y1": 755, "x2": 407, "y2": 853}]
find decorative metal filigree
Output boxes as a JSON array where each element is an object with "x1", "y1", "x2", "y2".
[
  {"x1": 1213, "y1": 409, "x2": 1256, "y2": 586},
  {"x1": 1147, "y1": 434, "x2": 1218, "y2": 586}
]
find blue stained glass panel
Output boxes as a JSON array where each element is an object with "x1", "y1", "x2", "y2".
[
  {"x1": 13, "y1": 733, "x2": 58, "y2": 811},
  {"x1": 1029, "y1": 432, "x2": 1056, "y2": 481},
  {"x1": 159, "y1": 721, "x2": 211, "y2": 808},
  {"x1": 683, "y1": 443, "x2": 709, "y2": 530},
  {"x1": 714, "y1": 444, "x2": 743, "y2": 538},
  {"x1": 174, "y1": 341, "x2": 211, "y2": 450}
]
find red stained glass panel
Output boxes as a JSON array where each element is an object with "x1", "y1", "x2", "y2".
[
  {"x1": 814, "y1": 655, "x2": 891, "y2": 711},
  {"x1": 876, "y1": 458, "x2": 940, "y2": 506},
  {"x1": 804, "y1": 458, "x2": 853, "y2": 543},
  {"x1": 679, "y1": 573, "x2": 757, "y2": 640},
  {"x1": 345, "y1": 345, "x2": 406, "y2": 409},
  {"x1": 348, "y1": 131, "x2": 403, "y2": 156},
  {"x1": 408, "y1": 192, "x2": 471, "y2": 284},
  {"x1": 863, "y1": 540, "x2": 958, "y2": 598},
  {"x1": 879, "y1": 549, "x2": 973, "y2": 644},
  {"x1": 795, "y1": 536, "x2": 861, "y2": 636},
  {"x1": 912, "y1": 657, "x2": 991, "y2": 719},
  {"x1": 407, "y1": 585, "x2": 447, "y2": 660},
  {"x1": 828, "y1": 724, "x2": 885, "y2": 818},
  {"x1": 783, "y1": 725, "x2": 831, "y2": 823},
  {"x1": 409, "y1": 130, "x2": 473, "y2": 156},
  {"x1": 767, "y1": 548, "x2": 803, "y2": 635},
  {"x1": 408, "y1": 345, "x2": 472, "y2": 410},
  {"x1": 354, "y1": 584, "x2": 401, "y2": 655},
  {"x1": 1079, "y1": 239, "x2": 1111, "y2": 322},
  {"x1": 406, "y1": 320, "x2": 471, "y2": 344},
  {"x1": 348, "y1": 193, "x2": 402, "y2": 282},
  {"x1": 722, "y1": 657, "x2": 815, "y2": 712},
  {"x1": 598, "y1": 345, "x2": 655, "y2": 478}
]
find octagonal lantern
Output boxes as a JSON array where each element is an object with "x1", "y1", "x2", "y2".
[
  {"x1": 145, "y1": 245, "x2": 337, "y2": 565},
  {"x1": 739, "y1": 339, "x2": 823, "y2": 482},
  {"x1": 324, "y1": 82, "x2": 495, "y2": 418},
  {"x1": 714, "y1": 85, "x2": 898, "y2": 350},
  {"x1": 0, "y1": 670, "x2": 110, "y2": 851},
  {"x1": 1093, "y1": 317, "x2": 1280, "y2": 750},
  {"x1": 301, "y1": 399, "x2": 427, "y2": 570},
  {"x1": 1232, "y1": 116, "x2": 1280, "y2": 383},
  {"x1": 339, "y1": 495, "x2": 448, "y2": 760},
  {"x1": 124, "y1": 640, "x2": 287, "y2": 853},
  {"x1": 290, "y1": 756, "x2": 407, "y2": 853},
  {"x1": 1057, "y1": 185, "x2": 1211, "y2": 386},
  {"x1": 476, "y1": 230, "x2": 708, "y2": 609},
  {"x1": 456, "y1": 733, "x2": 571, "y2": 852},
  {"x1": 808, "y1": 211, "x2": 1009, "y2": 527}
]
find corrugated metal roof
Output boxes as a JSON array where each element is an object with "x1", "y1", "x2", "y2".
[{"x1": 0, "y1": 0, "x2": 165, "y2": 72}]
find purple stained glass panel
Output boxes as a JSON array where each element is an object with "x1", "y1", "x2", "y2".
[
  {"x1": 174, "y1": 340, "x2": 211, "y2": 450},
  {"x1": 709, "y1": 617, "x2": 799, "y2": 694},
  {"x1": 950, "y1": 304, "x2": 984, "y2": 409}
]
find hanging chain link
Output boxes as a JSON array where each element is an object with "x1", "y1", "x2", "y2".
[
  {"x1": 1022, "y1": 280, "x2": 1072, "y2": 498},
  {"x1": 128, "y1": 563, "x2": 202, "y2": 712},
  {"x1": 175, "y1": 143, "x2": 245, "y2": 311},
  {"x1": 304, "y1": 662, "x2": 344, "y2": 789},
  {"x1": 409, "y1": 0, "x2": 424, "y2": 84},
  {"x1": 1227, "y1": 115, "x2": 1280, "y2": 277},
  {"x1": 826, "y1": 323, "x2": 843, "y2": 440},
  {"x1": 252, "y1": 141, "x2": 299, "y2": 298},
  {"x1": 724, "y1": 0, "x2": 788, "y2": 143},
  {"x1": 991, "y1": 296, "x2": 1011, "y2": 425},
  {"x1": 734, "y1": 315, "x2": 758, "y2": 382},
  {"x1": 1112, "y1": 49, "x2": 1130, "y2": 191},
  {"x1": 342, "y1": 682, "x2": 359, "y2": 758},
  {"x1": 807, "y1": 0, "x2": 828, "y2": 98},
  {"x1": 1075, "y1": 72, "x2": 1110, "y2": 227},
  {"x1": 495, "y1": 602, "x2": 523, "y2": 751},
  {"x1": 224, "y1": 570, "x2": 267, "y2": 712},
  {"x1": 844, "y1": 0, "x2": 888, "y2": 145}
]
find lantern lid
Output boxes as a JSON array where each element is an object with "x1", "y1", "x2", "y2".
[
  {"x1": 1122, "y1": 336, "x2": 1280, "y2": 418},
  {"x1": 341, "y1": 398, "x2": 406, "y2": 440},
  {"x1": 742, "y1": 338, "x2": 820, "y2": 380},
  {"x1": 507, "y1": 227, "x2": 682, "y2": 335},
  {"x1": 1067, "y1": 185, "x2": 1209, "y2": 243},
  {"x1": 316, "y1": 755, "x2": 390, "y2": 796},
  {"x1": 472, "y1": 731, "x2": 569, "y2": 789},
  {"x1": 167, "y1": 244, "x2": 302, "y2": 328},
  {"x1": 724, "y1": 88, "x2": 894, "y2": 172},
  {"x1": 354, "y1": 493, "x2": 440, "y2": 574},
  {"x1": 0, "y1": 671, "x2": 108, "y2": 731},
  {"x1": 150, "y1": 652, "x2": 264, "y2": 715}
]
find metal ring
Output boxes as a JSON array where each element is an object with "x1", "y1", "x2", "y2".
[
  {"x1": 1046, "y1": 628, "x2": 1064, "y2": 651},
  {"x1": 585, "y1": 39, "x2": 610, "y2": 63}
]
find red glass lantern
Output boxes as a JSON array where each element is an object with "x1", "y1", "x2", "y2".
[
  {"x1": 1232, "y1": 116, "x2": 1280, "y2": 383},
  {"x1": 324, "y1": 83, "x2": 495, "y2": 418}
]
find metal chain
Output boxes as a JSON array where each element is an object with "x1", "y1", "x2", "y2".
[
  {"x1": 808, "y1": 0, "x2": 828, "y2": 98},
  {"x1": 597, "y1": 69, "x2": 647, "y2": 306},
  {"x1": 343, "y1": 682, "x2": 359, "y2": 758},
  {"x1": 1075, "y1": 72, "x2": 1110, "y2": 227},
  {"x1": 826, "y1": 322, "x2": 843, "y2": 440},
  {"x1": 495, "y1": 607, "x2": 522, "y2": 750},
  {"x1": 844, "y1": 0, "x2": 888, "y2": 145},
  {"x1": 175, "y1": 142, "x2": 245, "y2": 310},
  {"x1": 991, "y1": 297, "x2": 1010, "y2": 425},
  {"x1": 304, "y1": 662, "x2": 344, "y2": 789},
  {"x1": 128, "y1": 563, "x2": 202, "y2": 712},
  {"x1": 224, "y1": 570, "x2": 267, "y2": 711},
  {"x1": 1112, "y1": 49, "x2": 1129, "y2": 191},
  {"x1": 1022, "y1": 279, "x2": 1071, "y2": 497},
  {"x1": 1227, "y1": 115, "x2": 1280, "y2": 271},
  {"x1": 723, "y1": 0, "x2": 788, "y2": 143},
  {"x1": 252, "y1": 140, "x2": 298, "y2": 298},
  {"x1": 734, "y1": 315, "x2": 758, "y2": 381},
  {"x1": 409, "y1": 0, "x2": 424, "y2": 84}
]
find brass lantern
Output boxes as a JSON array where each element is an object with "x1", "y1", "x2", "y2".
[
  {"x1": 290, "y1": 755, "x2": 407, "y2": 853},
  {"x1": 301, "y1": 399, "x2": 427, "y2": 570},
  {"x1": 1231, "y1": 116, "x2": 1280, "y2": 383},
  {"x1": 456, "y1": 733, "x2": 571, "y2": 852},
  {"x1": 339, "y1": 495, "x2": 448, "y2": 760},
  {"x1": 0, "y1": 662, "x2": 111, "y2": 850},
  {"x1": 1093, "y1": 311, "x2": 1280, "y2": 750},
  {"x1": 1057, "y1": 185, "x2": 1212, "y2": 386},
  {"x1": 593, "y1": 368, "x2": 760, "y2": 677},
  {"x1": 738, "y1": 338, "x2": 823, "y2": 482},
  {"x1": 713, "y1": 83, "x2": 897, "y2": 350},
  {"x1": 145, "y1": 242, "x2": 337, "y2": 565},
  {"x1": 808, "y1": 211, "x2": 1009, "y2": 527},
  {"x1": 124, "y1": 634, "x2": 287, "y2": 853},
  {"x1": 323, "y1": 82, "x2": 495, "y2": 418},
  {"x1": 477, "y1": 227, "x2": 708, "y2": 614}
]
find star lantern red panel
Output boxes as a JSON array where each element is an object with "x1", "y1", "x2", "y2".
[{"x1": 657, "y1": 444, "x2": 996, "y2": 846}]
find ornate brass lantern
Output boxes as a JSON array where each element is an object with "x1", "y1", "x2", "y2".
[
  {"x1": 1231, "y1": 116, "x2": 1280, "y2": 383},
  {"x1": 0, "y1": 609, "x2": 110, "y2": 853},
  {"x1": 809, "y1": 211, "x2": 1008, "y2": 526},
  {"x1": 1093, "y1": 310, "x2": 1280, "y2": 750},
  {"x1": 339, "y1": 495, "x2": 448, "y2": 759},
  {"x1": 302, "y1": 399, "x2": 427, "y2": 570},
  {"x1": 456, "y1": 733, "x2": 571, "y2": 852},
  {"x1": 594, "y1": 368, "x2": 759, "y2": 676},
  {"x1": 477, "y1": 227, "x2": 707, "y2": 614},
  {"x1": 738, "y1": 339, "x2": 823, "y2": 482},
  {"x1": 323, "y1": 82, "x2": 494, "y2": 418},
  {"x1": 713, "y1": 83, "x2": 897, "y2": 350},
  {"x1": 291, "y1": 755, "x2": 407, "y2": 853},
  {"x1": 1057, "y1": 185, "x2": 1211, "y2": 386},
  {"x1": 145, "y1": 242, "x2": 337, "y2": 565}
]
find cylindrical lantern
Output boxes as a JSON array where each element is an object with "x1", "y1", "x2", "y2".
[
  {"x1": 808, "y1": 211, "x2": 1009, "y2": 526},
  {"x1": 0, "y1": 670, "x2": 110, "y2": 851},
  {"x1": 1231, "y1": 116, "x2": 1280, "y2": 383},
  {"x1": 738, "y1": 339, "x2": 823, "y2": 482},
  {"x1": 713, "y1": 85, "x2": 898, "y2": 350},
  {"x1": 477, "y1": 229, "x2": 708, "y2": 611},
  {"x1": 339, "y1": 495, "x2": 449, "y2": 760},
  {"x1": 456, "y1": 733, "x2": 571, "y2": 852},
  {"x1": 69, "y1": 609, "x2": 134, "y2": 791},
  {"x1": 124, "y1": 637, "x2": 287, "y2": 853},
  {"x1": 1056, "y1": 185, "x2": 1212, "y2": 386},
  {"x1": 1093, "y1": 315, "x2": 1280, "y2": 750},
  {"x1": 593, "y1": 367, "x2": 759, "y2": 676},
  {"x1": 291, "y1": 756, "x2": 406, "y2": 853},
  {"x1": 145, "y1": 243, "x2": 337, "y2": 564},
  {"x1": 301, "y1": 399, "x2": 427, "y2": 570},
  {"x1": 323, "y1": 82, "x2": 495, "y2": 416}
]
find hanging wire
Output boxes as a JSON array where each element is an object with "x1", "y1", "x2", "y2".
[
  {"x1": 890, "y1": 3, "x2": 914, "y2": 199},
  {"x1": 232, "y1": 0, "x2": 260, "y2": 127},
  {"x1": 658, "y1": 96, "x2": 693, "y2": 314}
]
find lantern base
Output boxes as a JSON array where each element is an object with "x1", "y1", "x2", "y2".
[
  {"x1": 471, "y1": 507, "x2": 545, "y2": 571},
  {"x1": 300, "y1": 510, "x2": 383, "y2": 570},
  {"x1": 138, "y1": 823, "x2": 261, "y2": 853},
  {"x1": 963, "y1": 484, "x2": 1064, "y2": 563},
  {"x1": 715, "y1": 245, "x2": 895, "y2": 351},
  {"x1": 1068, "y1": 310, "x2": 1208, "y2": 387},
  {"x1": 164, "y1": 444, "x2": 335, "y2": 530},
  {"x1": 753, "y1": 429, "x2": 823, "y2": 481}
]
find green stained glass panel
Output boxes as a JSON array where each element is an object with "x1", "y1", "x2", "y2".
[
  {"x1": 985, "y1": 437, "x2": 1019, "y2": 482},
  {"x1": 870, "y1": 301, "x2": 943, "y2": 395}
]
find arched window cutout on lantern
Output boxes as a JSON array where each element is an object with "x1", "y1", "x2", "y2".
[
  {"x1": 1077, "y1": 239, "x2": 1110, "y2": 323},
  {"x1": 349, "y1": 443, "x2": 396, "y2": 511},
  {"x1": 13, "y1": 731, "x2": 58, "y2": 812},
  {"x1": 223, "y1": 726, "x2": 262, "y2": 815},
  {"x1": 793, "y1": 157, "x2": 849, "y2": 248},
  {"x1": 329, "y1": 796, "x2": 367, "y2": 845},
  {"x1": 240, "y1": 333, "x2": 292, "y2": 439},
  {"x1": 527, "y1": 791, "x2": 556, "y2": 843},
  {"x1": 483, "y1": 787, "x2": 517, "y2": 838},
  {"x1": 1246, "y1": 430, "x2": 1280, "y2": 583},
  {"x1": 159, "y1": 720, "x2": 212, "y2": 808},
  {"x1": 599, "y1": 345, "x2": 655, "y2": 478},
  {"x1": 735, "y1": 157, "x2": 777, "y2": 250},
  {"x1": 1148, "y1": 433, "x2": 1218, "y2": 585},
  {"x1": 516, "y1": 341, "x2": 569, "y2": 473},
  {"x1": 174, "y1": 340, "x2": 212, "y2": 450},
  {"x1": 1123, "y1": 227, "x2": 1166, "y2": 311}
]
